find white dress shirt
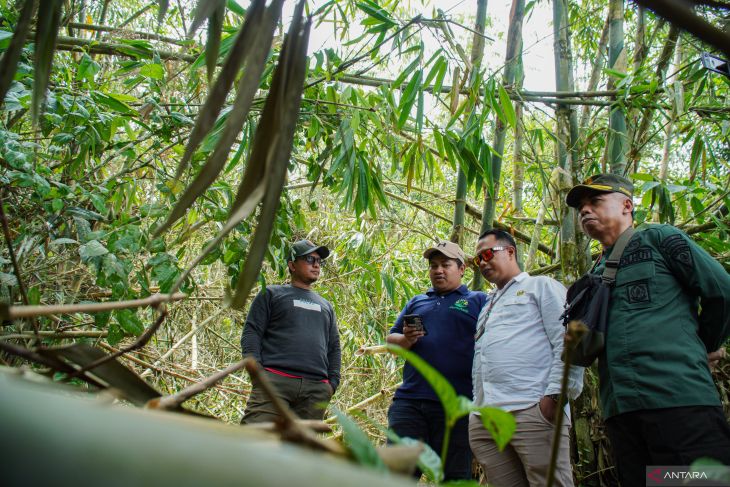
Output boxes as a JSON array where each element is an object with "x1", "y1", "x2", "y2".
[{"x1": 472, "y1": 272, "x2": 584, "y2": 412}]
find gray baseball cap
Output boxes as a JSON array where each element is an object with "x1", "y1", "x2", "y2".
[{"x1": 288, "y1": 239, "x2": 330, "y2": 261}]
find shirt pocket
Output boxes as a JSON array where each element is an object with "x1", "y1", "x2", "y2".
[
  {"x1": 501, "y1": 296, "x2": 530, "y2": 307},
  {"x1": 614, "y1": 262, "x2": 656, "y2": 310}
]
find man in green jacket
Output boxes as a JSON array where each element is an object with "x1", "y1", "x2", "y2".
[{"x1": 566, "y1": 174, "x2": 730, "y2": 486}]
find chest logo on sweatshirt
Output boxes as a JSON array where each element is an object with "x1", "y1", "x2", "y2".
[
  {"x1": 449, "y1": 299, "x2": 470, "y2": 314},
  {"x1": 293, "y1": 299, "x2": 322, "y2": 312}
]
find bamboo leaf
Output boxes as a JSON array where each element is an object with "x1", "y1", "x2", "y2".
[
  {"x1": 157, "y1": 0, "x2": 169, "y2": 24},
  {"x1": 0, "y1": 0, "x2": 37, "y2": 109},
  {"x1": 155, "y1": 0, "x2": 280, "y2": 238},
  {"x1": 473, "y1": 406, "x2": 517, "y2": 452},
  {"x1": 386, "y1": 344, "x2": 465, "y2": 422},
  {"x1": 188, "y1": 0, "x2": 224, "y2": 37},
  {"x1": 332, "y1": 407, "x2": 387, "y2": 472},
  {"x1": 226, "y1": 0, "x2": 247, "y2": 17},
  {"x1": 423, "y1": 53, "x2": 445, "y2": 88},
  {"x1": 356, "y1": 0, "x2": 395, "y2": 27},
  {"x1": 432, "y1": 58, "x2": 448, "y2": 95},
  {"x1": 205, "y1": 0, "x2": 225, "y2": 82},
  {"x1": 175, "y1": 0, "x2": 272, "y2": 179},
  {"x1": 229, "y1": 1, "x2": 311, "y2": 309},
  {"x1": 32, "y1": 0, "x2": 62, "y2": 125},
  {"x1": 498, "y1": 84, "x2": 517, "y2": 130},
  {"x1": 115, "y1": 309, "x2": 144, "y2": 336},
  {"x1": 397, "y1": 70, "x2": 422, "y2": 129},
  {"x1": 91, "y1": 92, "x2": 135, "y2": 115},
  {"x1": 391, "y1": 56, "x2": 421, "y2": 90},
  {"x1": 689, "y1": 136, "x2": 704, "y2": 180}
]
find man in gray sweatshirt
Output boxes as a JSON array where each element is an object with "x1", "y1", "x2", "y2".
[{"x1": 241, "y1": 239, "x2": 341, "y2": 423}]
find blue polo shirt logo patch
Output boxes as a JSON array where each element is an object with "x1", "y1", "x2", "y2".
[{"x1": 449, "y1": 299, "x2": 470, "y2": 314}]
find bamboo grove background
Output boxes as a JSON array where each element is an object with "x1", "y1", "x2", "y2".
[{"x1": 1, "y1": 0, "x2": 729, "y2": 484}]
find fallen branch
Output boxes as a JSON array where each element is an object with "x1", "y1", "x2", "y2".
[
  {"x1": 2, "y1": 292, "x2": 186, "y2": 320},
  {"x1": 148, "y1": 359, "x2": 247, "y2": 410}
]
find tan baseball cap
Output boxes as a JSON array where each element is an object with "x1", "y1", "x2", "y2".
[{"x1": 423, "y1": 241, "x2": 466, "y2": 263}]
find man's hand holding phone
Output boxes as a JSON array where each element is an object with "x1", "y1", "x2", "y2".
[{"x1": 403, "y1": 314, "x2": 426, "y2": 347}]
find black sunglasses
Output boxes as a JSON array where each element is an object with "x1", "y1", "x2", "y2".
[{"x1": 298, "y1": 255, "x2": 325, "y2": 265}]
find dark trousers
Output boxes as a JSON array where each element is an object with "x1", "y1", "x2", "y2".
[
  {"x1": 387, "y1": 398, "x2": 472, "y2": 481},
  {"x1": 605, "y1": 406, "x2": 730, "y2": 487},
  {"x1": 241, "y1": 370, "x2": 333, "y2": 424}
]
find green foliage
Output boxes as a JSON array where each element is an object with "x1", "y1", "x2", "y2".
[
  {"x1": 387, "y1": 344, "x2": 516, "y2": 461},
  {"x1": 0, "y1": 2, "x2": 728, "y2": 484},
  {"x1": 333, "y1": 406, "x2": 388, "y2": 472}
]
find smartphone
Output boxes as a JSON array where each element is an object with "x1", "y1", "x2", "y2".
[{"x1": 403, "y1": 314, "x2": 427, "y2": 335}]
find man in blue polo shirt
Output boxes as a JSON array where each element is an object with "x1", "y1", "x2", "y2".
[{"x1": 386, "y1": 241, "x2": 488, "y2": 481}]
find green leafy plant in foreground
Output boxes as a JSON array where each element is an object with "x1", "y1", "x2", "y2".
[
  {"x1": 332, "y1": 345, "x2": 515, "y2": 483},
  {"x1": 387, "y1": 344, "x2": 516, "y2": 481}
]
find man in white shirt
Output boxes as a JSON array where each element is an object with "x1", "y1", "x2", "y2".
[{"x1": 469, "y1": 229, "x2": 584, "y2": 487}]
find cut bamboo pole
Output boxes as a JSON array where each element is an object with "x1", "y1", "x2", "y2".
[
  {"x1": 2, "y1": 293, "x2": 186, "y2": 320},
  {"x1": 354, "y1": 345, "x2": 388, "y2": 357},
  {"x1": 324, "y1": 384, "x2": 402, "y2": 424},
  {"x1": 0, "y1": 330, "x2": 108, "y2": 340}
]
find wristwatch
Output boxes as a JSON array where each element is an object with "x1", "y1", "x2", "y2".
[{"x1": 547, "y1": 394, "x2": 561, "y2": 403}]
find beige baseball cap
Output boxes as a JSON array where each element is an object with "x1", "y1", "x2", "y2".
[{"x1": 423, "y1": 241, "x2": 466, "y2": 263}]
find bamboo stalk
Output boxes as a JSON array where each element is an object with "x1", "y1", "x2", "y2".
[
  {"x1": 0, "y1": 330, "x2": 108, "y2": 340},
  {"x1": 140, "y1": 308, "x2": 226, "y2": 378},
  {"x1": 580, "y1": 12, "x2": 610, "y2": 130},
  {"x1": 384, "y1": 189, "x2": 555, "y2": 257},
  {"x1": 3, "y1": 293, "x2": 186, "y2": 320},
  {"x1": 68, "y1": 22, "x2": 190, "y2": 46},
  {"x1": 54, "y1": 35, "x2": 196, "y2": 62}
]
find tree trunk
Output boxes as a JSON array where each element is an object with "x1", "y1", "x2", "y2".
[
  {"x1": 452, "y1": 0, "x2": 487, "y2": 247},
  {"x1": 632, "y1": 6, "x2": 647, "y2": 74},
  {"x1": 626, "y1": 6, "x2": 648, "y2": 158},
  {"x1": 512, "y1": 100, "x2": 525, "y2": 214},
  {"x1": 606, "y1": 0, "x2": 628, "y2": 175},
  {"x1": 579, "y1": 12, "x2": 610, "y2": 131},
  {"x1": 656, "y1": 35, "x2": 683, "y2": 221},
  {"x1": 525, "y1": 186, "x2": 547, "y2": 270},
  {"x1": 553, "y1": 0, "x2": 584, "y2": 282},
  {"x1": 479, "y1": 0, "x2": 525, "y2": 232},
  {"x1": 627, "y1": 25, "x2": 680, "y2": 172}
]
